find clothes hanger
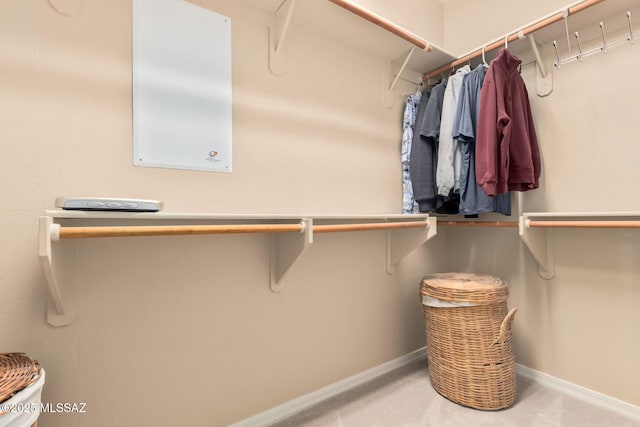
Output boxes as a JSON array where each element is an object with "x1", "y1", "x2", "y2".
[
  {"x1": 401, "y1": 79, "x2": 425, "y2": 97},
  {"x1": 420, "y1": 75, "x2": 434, "y2": 90},
  {"x1": 482, "y1": 46, "x2": 489, "y2": 68}
]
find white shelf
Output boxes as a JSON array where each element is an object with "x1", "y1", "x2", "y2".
[
  {"x1": 518, "y1": 211, "x2": 640, "y2": 279},
  {"x1": 244, "y1": 0, "x2": 456, "y2": 102},
  {"x1": 256, "y1": 0, "x2": 637, "y2": 101},
  {"x1": 44, "y1": 210, "x2": 427, "y2": 221},
  {"x1": 39, "y1": 211, "x2": 437, "y2": 327}
]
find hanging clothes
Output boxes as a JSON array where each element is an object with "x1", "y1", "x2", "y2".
[
  {"x1": 476, "y1": 48, "x2": 541, "y2": 196},
  {"x1": 410, "y1": 80, "x2": 446, "y2": 213},
  {"x1": 436, "y1": 65, "x2": 470, "y2": 197},
  {"x1": 453, "y1": 65, "x2": 511, "y2": 216},
  {"x1": 401, "y1": 91, "x2": 421, "y2": 214}
]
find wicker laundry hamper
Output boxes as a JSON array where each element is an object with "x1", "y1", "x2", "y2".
[
  {"x1": 420, "y1": 273, "x2": 517, "y2": 410},
  {"x1": 0, "y1": 353, "x2": 43, "y2": 427}
]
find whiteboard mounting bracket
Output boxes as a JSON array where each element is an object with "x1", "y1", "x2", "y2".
[
  {"x1": 38, "y1": 216, "x2": 78, "y2": 326},
  {"x1": 519, "y1": 215, "x2": 555, "y2": 279},
  {"x1": 386, "y1": 217, "x2": 437, "y2": 274},
  {"x1": 270, "y1": 218, "x2": 313, "y2": 292},
  {"x1": 269, "y1": 0, "x2": 297, "y2": 76}
]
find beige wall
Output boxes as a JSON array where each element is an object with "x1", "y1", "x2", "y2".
[
  {"x1": 2, "y1": 0, "x2": 639, "y2": 426},
  {"x1": 443, "y1": 0, "x2": 640, "y2": 407},
  {"x1": 0, "y1": 0, "x2": 446, "y2": 426}
]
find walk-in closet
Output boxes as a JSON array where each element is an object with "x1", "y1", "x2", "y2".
[{"x1": 0, "y1": 0, "x2": 638, "y2": 426}]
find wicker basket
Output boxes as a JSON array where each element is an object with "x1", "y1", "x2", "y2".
[
  {"x1": 420, "y1": 273, "x2": 517, "y2": 410},
  {"x1": 0, "y1": 353, "x2": 41, "y2": 404},
  {"x1": 0, "y1": 353, "x2": 43, "y2": 427}
]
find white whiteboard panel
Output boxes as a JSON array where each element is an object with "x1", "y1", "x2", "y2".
[{"x1": 133, "y1": 0, "x2": 232, "y2": 173}]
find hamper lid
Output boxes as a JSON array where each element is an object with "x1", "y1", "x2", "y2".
[{"x1": 420, "y1": 272, "x2": 508, "y2": 305}]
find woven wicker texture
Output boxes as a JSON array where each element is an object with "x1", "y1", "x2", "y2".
[
  {"x1": 420, "y1": 273, "x2": 517, "y2": 410},
  {"x1": 0, "y1": 353, "x2": 42, "y2": 403}
]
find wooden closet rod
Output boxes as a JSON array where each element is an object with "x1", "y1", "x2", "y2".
[
  {"x1": 527, "y1": 220, "x2": 640, "y2": 228},
  {"x1": 439, "y1": 219, "x2": 640, "y2": 228},
  {"x1": 423, "y1": 0, "x2": 604, "y2": 80},
  {"x1": 327, "y1": 0, "x2": 433, "y2": 51},
  {"x1": 314, "y1": 221, "x2": 428, "y2": 233},
  {"x1": 438, "y1": 221, "x2": 518, "y2": 228},
  {"x1": 56, "y1": 221, "x2": 429, "y2": 239},
  {"x1": 58, "y1": 224, "x2": 305, "y2": 239}
]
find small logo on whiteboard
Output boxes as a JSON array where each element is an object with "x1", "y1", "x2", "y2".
[{"x1": 206, "y1": 150, "x2": 221, "y2": 162}]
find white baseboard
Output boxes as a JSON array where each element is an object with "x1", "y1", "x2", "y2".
[
  {"x1": 517, "y1": 364, "x2": 640, "y2": 420},
  {"x1": 229, "y1": 347, "x2": 427, "y2": 427}
]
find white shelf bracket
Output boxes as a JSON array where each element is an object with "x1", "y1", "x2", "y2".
[
  {"x1": 384, "y1": 48, "x2": 422, "y2": 108},
  {"x1": 389, "y1": 47, "x2": 415, "y2": 93},
  {"x1": 527, "y1": 34, "x2": 553, "y2": 97},
  {"x1": 270, "y1": 218, "x2": 313, "y2": 292},
  {"x1": 269, "y1": 0, "x2": 297, "y2": 76},
  {"x1": 519, "y1": 216, "x2": 555, "y2": 279},
  {"x1": 38, "y1": 216, "x2": 78, "y2": 326},
  {"x1": 386, "y1": 217, "x2": 437, "y2": 274}
]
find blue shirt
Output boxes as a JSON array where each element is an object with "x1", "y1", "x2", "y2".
[{"x1": 453, "y1": 65, "x2": 511, "y2": 216}]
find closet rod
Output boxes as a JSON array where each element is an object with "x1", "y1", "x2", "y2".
[
  {"x1": 423, "y1": 0, "x2": 604, "y2": 80},
  {"x1": 527, "y1": 220, "x2": 640, "y2": 228},
  {"x1": 54, "y1": 221, "x2": 429, "y2": 239},
  {"x1": 438, "y1": 221, "x2": 518, "y2": 228},
  {"x1": 327, "y1": 0, "x2": 433, "y2": 52},
  {"x1": 57, "y1": 224, "x2": 305, "y2": 239},
  {"x1": 314, "y1": 221, "x2": 428, "y2": 233}
]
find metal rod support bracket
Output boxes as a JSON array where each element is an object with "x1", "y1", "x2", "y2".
[
  {"x1": 269, "y1": 0, "x2": 297, "y2": 76},
  {"x1": 270, "y1": 218, "x2": 313, "y2": 292},
  {"x1": 384, "y1": 48, "x2": 420, "y2": 108},
  {"x1": 519, "y1": 215, "x2": 556, "y2": 279},
  {"x1": 529, "y1": 36, "x2": 553, "y2": 97},
  {"x1": 386, "y1": 217, "x2": 436, "y2": 274},
  {"x1": 39, "y1": 216, "x2": 78, "y2": 326}
]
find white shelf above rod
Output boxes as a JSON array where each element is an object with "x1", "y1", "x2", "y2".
[
  {"x1": 519, "y1": 211, "x2": 640, "y2": 279},
  {"x1": 39, "y1": 213, "x2": 433, "y2": 326}
]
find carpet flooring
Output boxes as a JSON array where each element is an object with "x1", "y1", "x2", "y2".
[{"x1": 271, "y1": 359, "x2": 640, "y2": 427}]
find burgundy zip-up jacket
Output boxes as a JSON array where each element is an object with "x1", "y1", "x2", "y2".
[{"x1": 476, "y1": 48, "x2": 541, "y2": 196}]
